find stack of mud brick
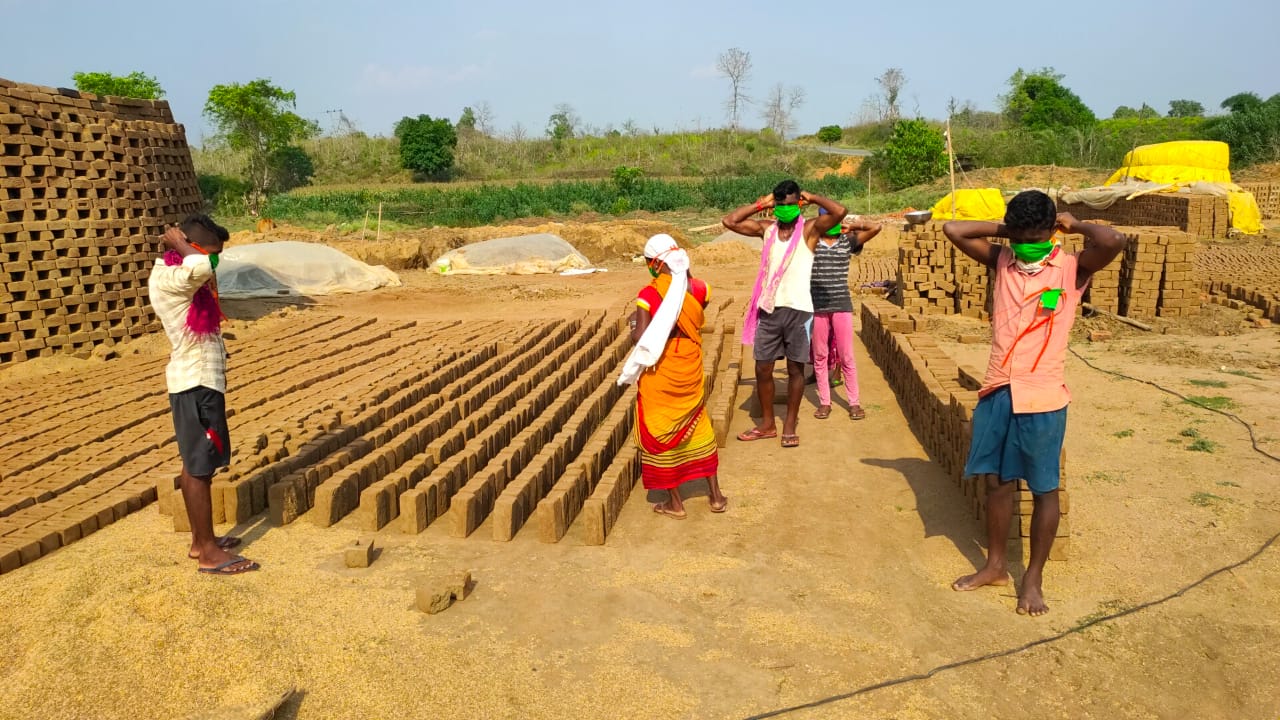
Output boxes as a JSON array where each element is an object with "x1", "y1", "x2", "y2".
[
  {"x1": 1238, "y1": 182, "x2": 1279, "y2": 219},
  {"x1": 1057, "y1": 193, "x2": 1228, "y2": 238},
  {"x1": 1058, "y1": 232, "x2": 1120, "y2": 314},
  {"x1": 1114, "y1": 228, "x2": 1200, "y2": 319},
  {"x1": 897, "y1": 223, "x2": 957, "y2": 315},
  {"x1": 859, "y1": 297, "x2": 1071, "y2": 561},
  {"x1": 849, "y1": 256, "x2": 897, "y2": 295},
  {"x1": 701, "y1": 298, "x2": 742, "y2": 448},
  {"x1": 0, "y1": 77, "x2": 203, "y2": 365}
]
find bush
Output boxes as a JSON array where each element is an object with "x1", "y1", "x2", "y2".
[
  {"x1": 263, "y1": 173, "x2": 864, "y2": 227},
  {"x1": 1208, "y1": 93, "x2": 1280, "y2": 167},
  {"x1": 197, "y1": 174, "x2": 249, "y2": 215},
  {"x1": 816, "y1": 125, "x2": 843, "y2": 143},
  {"x1": 394, "y1": 114, "x2": 458, "y2": 179},
  {"x1": 874, "y1": 119, "x2": 949, "y2": 190},
  {"x1": 267, "y1": 146, "x2": 314, "y2": 193},
  {"x1": 611, "y1": 165, "x2": 644, "y2": 194}
]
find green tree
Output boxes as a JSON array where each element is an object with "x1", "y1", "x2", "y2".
[
  {"x1": 1208, "y1": 93, "x2": 1280, "y2": 167},
  {"x1": 816, "y1": 125, "x2": 843, "y2": 143},
  {"x1": 1168, "y1": 99, "x2": 1204, "y2": 118},
  {"x1": 394, "y1": 114, "x2": 458, "y2": 179},
  {"x1": 203, "y1": 79, "x2": 320, "y2": 209},
  {"x1": 267, "y1": 146, "x2": 315, "y2": 193},
  {"x1": 1005, "y1": 73, "x2": 1095, "y2": 130},
  {"x1": 546, "y1": 103, "x2": 578, "y2": 142},
  {"x1": 1114, "y1": 103, "x2": 1158, "y2": 119},
  {"x1": 457, "y1": 107, "x2": 477, "y2": 133},
  {"x1": 875, "y1": 119, "x2": 948, "y2": 190},
  {"x1": 72, "y1": 71, "x2": 164, "y2": 99}
]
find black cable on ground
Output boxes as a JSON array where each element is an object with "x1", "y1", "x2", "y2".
[
  {"x1": 742, "y1": 351, "x2": 1280, "y2": 720},
  {"x1": 1068, "y1": 346, "x2": 1280, "y2": 463}
]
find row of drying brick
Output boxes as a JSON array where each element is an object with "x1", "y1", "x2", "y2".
[
  {"x1": 0, "y1": 319, "x2": 458, "y2": 561},
  {"x1": 859, "y1": 298, "x2": 1072, "y2": 561}
]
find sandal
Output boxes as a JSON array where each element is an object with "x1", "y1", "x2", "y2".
[
  {"x1": 848, "y1": 405, "x2": 867, "y2": 420},
  {"x1": 197, "y1": 555, "x2": 260, "y2": 575},
  {"x1": 813, "y1": 405, "x2": 832, "y2": 420},
  {"x1": 781, "y1": 434, "x2": 800, "y2": 448},
  {"x1": 737, "y1": 427, "x2": 778, "y2": 442},
  {"x1": 709, "y1": 497, "x2": 729, "y2": 513}
]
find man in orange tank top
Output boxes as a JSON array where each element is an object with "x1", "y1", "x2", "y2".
[{"x1": 943, "y1": 191, "x2": 1125, "y2": 616}]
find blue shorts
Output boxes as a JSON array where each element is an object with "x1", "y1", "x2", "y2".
[{"x1": 963, "y1": 386, "x2": 1066, "y2": 495}]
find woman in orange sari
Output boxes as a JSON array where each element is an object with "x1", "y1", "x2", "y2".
[{"x1": 619, "y1": 234, "x2": 728, "y2": 519}]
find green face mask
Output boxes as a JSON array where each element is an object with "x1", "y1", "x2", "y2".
[
  {"x1": 209, "y1": 253, "x2": 220, "y2": 271},
  {"x1": 773, "y1": 204, "x2": 801, "y2": 223},
  {"x1": 825, "y1": 224, "x2": 842, "y2": 237},
  {"x1": 1011, "y1": 241, "x2": 1054, "y2": 263},
  {"x1": 646, "y1": 261, "x2": 659, "y2": 278}
]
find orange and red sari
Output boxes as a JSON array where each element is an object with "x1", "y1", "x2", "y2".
[{"x1": 634, "y1": 274, "x2": 719, "y2": 490}]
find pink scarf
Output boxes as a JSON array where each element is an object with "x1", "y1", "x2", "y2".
[
  {"x1": 743, "y1": 216, "x2": 804, "y2": 345},
  {"x1": 163, "y1": 250, "x2": 222, "y2": 337}
]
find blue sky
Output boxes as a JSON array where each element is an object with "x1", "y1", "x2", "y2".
[{"x1": 2, "y1": 0, "x2": 1276, "y2": 144}]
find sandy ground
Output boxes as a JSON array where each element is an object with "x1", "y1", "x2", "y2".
[{"x1": 2, "y1": 252, "x2": 1279, "y2": 719}]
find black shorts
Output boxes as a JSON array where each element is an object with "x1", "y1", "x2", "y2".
[
  {"x1": 169, "y1": 387, "x2": 231, "y2": 478},
  {"x1": 753, "y1": 307, "x2": 812, "y2": 364}
]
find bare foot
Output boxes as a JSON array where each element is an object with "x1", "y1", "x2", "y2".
[
  {"x1": 652, "y1": 501, "x2": 686, "y2": 520},
  {"x1": 189, "y1": 535, "x2": 240, "y2": 560},
  {"x1": 196, "y1": 545, "x2": 258, "y2": 574},
  {"x1": 951, "y1": 565, "x2": 1011, "y2": 592},
  {"x1": 1017, "y1": 577, "x2": 1050, "y2": 616}
]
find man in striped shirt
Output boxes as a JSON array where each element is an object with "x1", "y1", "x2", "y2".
[{"x1": 810, "y1": 210, "x2": 882, "y2": 420}]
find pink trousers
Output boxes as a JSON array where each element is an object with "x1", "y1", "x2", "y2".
[{"x1": 812, "y1": 311, "x2": 860, "y2": 406}]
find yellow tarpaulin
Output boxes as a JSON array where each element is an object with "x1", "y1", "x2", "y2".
[
  {"x1": 930, "y1": 188, "x2": 1006, "y2": 221},
  {"x1": 1101, "y1": 140, "x2": 1263, "y2": 235},
  {"x1": 1105, "y1": 140, "x2": 1233, "y2": 186},
  {"x1": 1228, "y1": 190, "x2": 1264, "y2": 235}
]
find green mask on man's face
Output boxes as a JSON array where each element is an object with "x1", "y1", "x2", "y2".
[
  {"x1": 208, "y1": 253, "x2": 220, "y2": 271},
  {"x1": 1011, "y1": 241, "x2": 1054, "y2": 263},
  {"x1": 773, "y1": 204, "x2": 801, "y2": 223}
]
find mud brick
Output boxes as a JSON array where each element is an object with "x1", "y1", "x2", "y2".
[
  {"x1": 343, "y1": 538, "x2": 376, "y2": 568},
  {"x1": 0, "y1": 546, "x2": 20, "y2": 574},
  {"x1": 1087, "y1": 330, "x2": 1113, "y2": 342}
]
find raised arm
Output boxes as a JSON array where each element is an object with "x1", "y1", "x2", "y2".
[
  {"x1": 846, "y1": 218, "x2": 882, "y2": 251},
  {"x1": 802, "y1": 191, "x2": 846, "y2": 244},
  {"x1": 942, "y1": 221, "x2": 1005, "y2": 268},
  {"x1": 722, "y1": 194, "x2": 774, "y2": 238},
  {"x1": 1060, "y1": 212, "x2": 1127, "y2": 290},
  {"x1": 161, "y1": 225, "x2": 202, "y2": 258}
]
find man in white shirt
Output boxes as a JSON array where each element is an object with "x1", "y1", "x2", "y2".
[
  {"x1": 722, "y1": 181, "x2": 846, "y2": 448},
  {"x1": 148, "y1": 215, "x2": 258, "y2": 575}
]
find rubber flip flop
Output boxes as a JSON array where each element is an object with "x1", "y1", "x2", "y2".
[
  {"x1": 709, "y1": 498, "x2": 729, "y2": 514},
  {"x1": 781, "y1": 434, "x2": 800, "y2": 448},
  {"x1": 849, "y1": 405, "x2": 867, "y2": 420},
  {"x1": 737, "y1": 428, "x2": 778, "y2": 442},
  {"x1": 197, "y1": 556, "x2": 260, "y2": 575},
  {"x1": 813, "y1": 405, "x2": 832, "y2": 419}
]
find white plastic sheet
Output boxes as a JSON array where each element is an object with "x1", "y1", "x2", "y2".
[{"x1": 217, "y1": 241, "x2": 401, "y2": 298}]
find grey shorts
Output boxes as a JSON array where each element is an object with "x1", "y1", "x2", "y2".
[
  {"x1": 753, "y1": 307, "x2": 812, "y2": 364},
  {"x1": 169, "y1": 386, "x2": 231, "y2": 479}
]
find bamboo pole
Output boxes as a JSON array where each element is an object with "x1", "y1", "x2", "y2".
[
  {"x1": 946, "y1": 118, "x2": 957, "y2": 220},
  {"x1": 376, "y1": 202, "x2": 383, "y2": 242},
  {"x1": 1082, "y1": 303, "x2": 1153, "y2": 331},
  {"x1": 361, "y1": 210, "x2": 369, "y2": 241}
]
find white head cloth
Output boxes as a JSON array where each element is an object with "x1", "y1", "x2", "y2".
[{"x1": 618, "y1": 234, "x2": 690, "y2": 385}]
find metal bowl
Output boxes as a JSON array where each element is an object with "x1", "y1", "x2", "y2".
[{"x1": 904, "y1": 210, "x2": 933, "y2": 225}]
